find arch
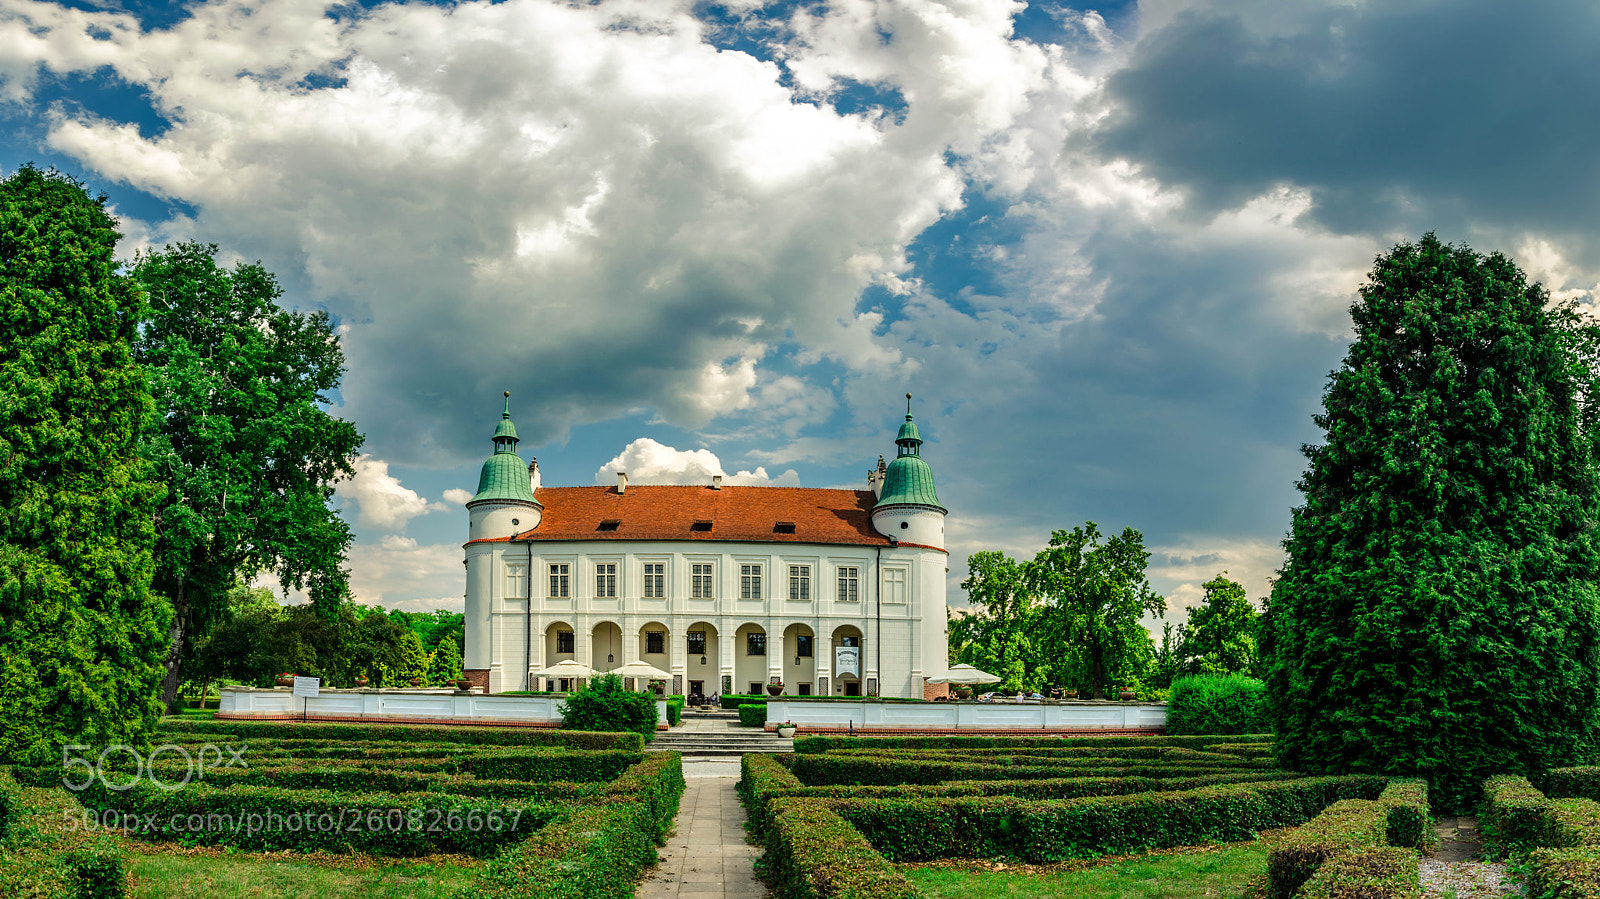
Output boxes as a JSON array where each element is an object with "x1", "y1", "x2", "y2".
[
  {"x1": 830, "y1": 624, "x2": 865, "y2": 695},
  {"x1": 637, "y1": 621, "x2": 671, "y2": 677},
  {"x1": 591, "y1": 621, "x2": 623, "y2": 674},
  {"x1": 683, "y1": 622, "x2": 719, "y2": 700},
  {"x1": 734, "y1": 622, "x2": 770, "y2": 697},
  {"x1": 782, "y1": 623, "x2": 817, "y2": 696}
]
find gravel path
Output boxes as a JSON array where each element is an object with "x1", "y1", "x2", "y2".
[{"x1": 1422, "y1": 817, "x2": 1521, "y2": 898}]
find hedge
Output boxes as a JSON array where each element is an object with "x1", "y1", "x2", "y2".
[
  {"x1": 1296, "y1": 846, "x2": 1420, "y2": 899},
  {"x1": 1546, "y1": 768, "x2": 1600, "y2": 801},
  {"x1": 1377, "y1": 779, "x2": 1431, "y2": 849},
  {"x1": 791, "y1": 734, "x2": 1273, "y2": 754},
  {"x1": 1265, "y1": 798, "x2": 1388, "y2": 899},
  {"x1": 454, "y1": 752, "x2": 685, "y2": 899},
  {"x1": 824, "y1": 745, "x2": 1257, "y2": 763},
  {"x1": 758, "y1": 798, "x2": 920, "y2": 899},
  {"x1": 1529, "y1": 847, "x2": 1600, "y2": 898},
  {"x1": 827, "y1": 775, "x2": 1387, "y2": 863},
  {"x1": 739, "y1": 704, "x2": 767, "y2": 728},
  {"x1": 1165, "y1": 674, "x2": 1269, "y2": 736},
  {"x1": 1483, "y1": 775, "x2": 1557, "y2": 858},
  {"x1": 0, "y1": 780, "x2": 128, "y2": 898},
  {"x1": 157, "y1": 719, "x2": 645, "y2": 751},
  {"x1": 0, "y1": 769, "x2": 17, "y2": 845},
  {"x1": 72, "y1": 779, "x2": 556, "y2": 855},
  {"x1": 667, "y1": 697, "x2": 684, "y2": 726},
  {"x1": 786, "y1": 754, "x2": 1258, "y2": 787}
]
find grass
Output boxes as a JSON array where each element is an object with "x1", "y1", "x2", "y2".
[
  {"x1": 905, "y1": 846, "x2": 1267, "y2": 899},
  {"x1": 128, "y1": 851, "x2": 479, "y2": 898}
]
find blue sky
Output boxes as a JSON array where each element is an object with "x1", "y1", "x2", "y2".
[{"x1": 3, "y1": 0, "x2": 1594, "y2": 621}]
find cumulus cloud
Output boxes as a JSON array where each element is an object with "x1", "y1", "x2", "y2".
[
  {"x1": 594, "y1": 437, "x2": 800, "y2": 487},
  {"x1": 441, "y1": 488, "x2": 475, "y2": 506},
  {"x1": 345, "y1": 536, "x2": 465, "y2": 613},
  {"x1": 335, "y1": 455, "x2": 448, "y2": 530}
]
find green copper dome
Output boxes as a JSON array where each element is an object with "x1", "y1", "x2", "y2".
[
  {"x1": 470, "y1": 392, "x2": 538, "y2": 505},
  {"x1": 876, "y1": 393, "x2": 944, "y2": 511}
]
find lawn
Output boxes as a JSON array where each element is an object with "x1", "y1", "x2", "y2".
[
  {"x1": 128, "y1": 851, "x2": 479, "y2": 899},
  {"x1": 904, "y1": 845, "x2": 1266, "y2": 899}
]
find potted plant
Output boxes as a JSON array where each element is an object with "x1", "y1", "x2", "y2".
[
  {"x1": 1065, "y1": 688, "x2": 1079, "y2": 700},
  {"x1": 1118, "y1": 686, "x2": 1136, "y2": 701},
  {"x1": 409, "y1": 676, "x2": 422, "y2": 687},
  {"x1": 356, "y1": 676, "x2": 370, "y2": 688},
  {"x1": 276, "y1": 673, "x2": 294, "y2": 687},
  {"x1": 775, "y1": 721, "x2": 797, "y2": 738},
  {"x1": 454, "y1": 678, "x2": 474, "y2": 692},
  {"x1": 766, "y1": 680, "x2": 784, "y2": 696}
]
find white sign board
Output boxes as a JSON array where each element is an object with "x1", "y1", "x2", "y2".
[
  {"x1": 292, "y1": 676, "x2": 321, "y2": 698},
  {"x1": 835, "y1": 647, "x2": 860, "y2": 679}
]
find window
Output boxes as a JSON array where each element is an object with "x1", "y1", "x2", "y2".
[
  {"x1": 749, "y1": 682, "x2": 763, "y2": 695},
  {"x1": 837, "y1": 567, "x2": 859, "y2": 603},
  {"x1": 692, "y1": 563, "x2": 715, "y2": 598},
  {"x1": 746, "y1": 632, "x2": 766, "y2": 655},
  {"x1": 506, "y1": 563, "x2": 528, "y2": 599},
  {"x1": 598, "y1": 519, "x2": 620, "y2": 532},
  {"x1": 687, "y1": 631, "x2": 707, "y2": 655},
  {"x1": 646, "y1": 631, "x2": 665, "y2": 654},
  {"x1": 556, "y1": 630, "x2": 574, "y2": 653},
  {"x1": 774, "y1": 521, "x2": 795, "y2": 534},
  {"x1": 789, "y1": 565, "x2": 811, "y2": 601},
  {"x1": 798, "y1": 683, "x2": 811, "y2": 696},
  {"x1": 797, "y1": 634, "x2": 813, "y2": 657},
  {"x1": 883, "y1": 567, "x2": 907, "y2": 604},
  {"x1": 740, "y1": 564, "x2": 762, "y2": 599},
  {"x1": 691, "y1": 520, "x2": 713, "y2": 532},
  {"x1": 548, "y1": 564, "x2": 570, "y2": 598},
  {"x1": 643, "y1": 563, "x2": 665, "y2": 598},
  {"x1": 595, "y1": 563, "x2": 617, "y2": 598},
  {"x1": 841, "y1": 635, "x2": 859, "y2": 647}
]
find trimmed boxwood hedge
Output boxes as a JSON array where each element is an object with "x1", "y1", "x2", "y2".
[
  {"x1": 1529, "y1": 847, "x2": 1600, "y2": 898},
  {"x1": 1483, "y1": 775, "x2": 1558, "y2": 858},
  {"x1": 758, "y1": 797, "x2": 920, "y2": 899},
  {"x1": 1545, "y1": 768, "x2": 1600, "y2": 801},
  {"x1": 1265, "y1": 798, "x2": 1389, "y2": 899},
  {"x1": 790, "y1": 734, "x2": 1273, "y2": 754},
  {"x1": 1296, "y1": 846, "x2": 1420, "y2": 899},
  {"x1": 1377, "y1": 779, "x2": 1431, "y2": 849},
  {"x1": 739, "y1": 704, "x2": 768, "y2": 728},
  {"x1": 786, "y1": 754, "x2": 1256, "y2": 787},
  {"x1": 157, "y1": 719, "x2": 645, "y2": 751}
]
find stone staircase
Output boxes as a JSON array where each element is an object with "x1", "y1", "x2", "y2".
[{"x1": 648, "y1": 709, "x2": 794, "y2": 757}]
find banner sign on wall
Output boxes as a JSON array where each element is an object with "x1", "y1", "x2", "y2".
[{"x1": 835, "y1": 647, "x2": 860, "y2": 679}]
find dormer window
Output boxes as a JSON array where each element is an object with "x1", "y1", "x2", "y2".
[
  {"x1": 774, "y1": 522, "x2": 796, "y2": 534},
  {"x1": 691, "y1": 521, "x2": 713, "y2": 532},
  {"x1": 598, "y1": 520, "x2": 620, "y2": 532}
]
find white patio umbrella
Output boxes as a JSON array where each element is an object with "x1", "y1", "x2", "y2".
[
  {"x1": 611, "y1": 661, "x2": 673, "y2": 681},
  {"x1": 926, "y1": 663, "x2": 1002, "y2": 685},
  {"x1": 532, "y1": 660, "x2": 599, "y2": 679}
]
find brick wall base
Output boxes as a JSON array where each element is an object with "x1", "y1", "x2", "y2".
[
  {"x1": 922, "y1": 681, "x2": 951, "y2": 701},
  {"x1": 463, "y1": 669, "x2": 490, "y2": 691}
]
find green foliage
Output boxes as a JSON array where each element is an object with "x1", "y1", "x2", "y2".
[
  {"x1": 1545, "y1": 768, "x2": 1600, "y2": 801},
  {"x1": 1482, "y1": 775, "x2": 1556, "y2": 858},
  {"x1": 950, "y1": 551, "x2": 1048, "y2": 692},
  {"x1": 1166, "y1": 674, "x2": 1270, "y2": 735},
  {"x1": 759, "y1": 798, "x2": 922, "y2": 899},
  {"x1": 0, "y1": 165, "x2": 169, "y2": 765},
  {"x1": 158, "y1": 717, "x2": 645, "y2": 751},
  {"x1": 193, "y1": 600, "x2": 438, "y2": 688},
  {"x1": 1528, "y1": 847, "x2": 1600, "y2": 899},
  {"x1": 1266, "y1": 234, "x2": 1600, "y2": 811},
  {"x1": 429, "y1": 636, "x2": 465, "y2": 686},
  {"x1": 1377, "y1": 779, "x2": 1431, "y2": 849},
  {"x1": 1295, "y1": 846, "x2": 1420, "y2": 899},
  {"x1": 1176, "y1": 574, "x2": 1259, "y2": 677},
  {"x1": 666, "y1": 696, "x2": 683, "y2": 726},
  {"x1": 132, "y1": 240, "x2": 362, "y2": 710},
  {"x1": 1265, "y1": 798, "x2": 1389, "y2": 899},
  {"x1": 791, "y1": 733, "x2": 1273, "y2": 754},
  {"x1": 559, "y1": 674, "x2": 659, "y2": 742},
  {"x1": 739, "y1": 704, "x2": 768, "y2": 727},
  {"x1": 66, "y1": 844, "x2": 125, "y2": 899}
]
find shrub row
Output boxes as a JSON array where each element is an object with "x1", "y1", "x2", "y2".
[
  {"x1": 820, "y1": 747, "x2": 1271, "y2": 768},
  {"x1": 740, "y1": 704, "x2": 767, "y2": 728},
  {"x1": 1266, "y1": 798, "x2": 1389, "y2": 899},
  {"x1": 790, "y1": 734, "x2": 1273, "y2": 754},
  {"x1": 1545, "y1": 768, "x2": 1600, "y2": 801},
  {"x1": 1297, "y1": 846, "x2": 1420, "y2": 899},
  {"x1": 72, "y1": 779, "x2": 557, "y2": 856},
  {"x1": 667, "y1": 697, "x2": 684, "y2": 726},
  {"x1": 1483, "y1": 776, "x2": 1562, "y2": 857},
  {"x1": 757, "y1": 798, "x2": 920, "y2": 899},
  {"x1": 1205, "y1": 742, "x2": 1275, "y2": 759},
  {"x1": 128, "y1": 761, "x2": 617, "y2": 801},
  {"x1": 453, "y1": 752, "x2": 685, "y2": 899},
  {"x1": 825, "y1": 775, "x2": 1387, "y2": 863},
  {"x1": 0, "y1": 776, "x2": 128, "y2": 899},
  {"x1": 158, "y1": 719, "x2": 645, "y2": 751},
  {"x1": 1528, "y1": 848, "x2": 1600, "y2": 899},
  {"x1": 786, "y1": 754, "x2": 1259, "y2": 787},
  {"x1": 1266, "y1": 780, "x2": 1428, "y2": 899},
  {"x1": 0, "y1": 769, "x2": 17, "y2": 845},
  {"x1": 719, "y1": 694, "x2": 927, "y2": 710}
]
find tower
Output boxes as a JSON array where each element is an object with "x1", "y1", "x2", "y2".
[
  {"x1": 871, "y1": 393, "x2": 947, "y2": 548},
  {"x1": 463, "y1": 392, "x2": 542, "y2": 689}
]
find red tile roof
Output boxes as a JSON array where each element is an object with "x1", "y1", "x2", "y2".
[{"x1": 507, "y1": 485, "x2": 895, "y2": 547}]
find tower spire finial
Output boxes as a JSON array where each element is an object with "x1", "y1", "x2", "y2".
[
  {"x1": 503, "y1": 390, "x2": 511, "y2": 418},
  {"x1": 905, "y1": 392, "x2": 913, "y2": 420}
]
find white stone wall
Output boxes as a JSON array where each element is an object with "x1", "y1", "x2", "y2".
[{"x1": 465, "y1": 538, "x2": 947, "y2": 698}]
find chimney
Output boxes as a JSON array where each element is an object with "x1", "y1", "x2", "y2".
[
  {"x1": 528, "y1": 457, "x2": 540, "y2": 492},
  {"x1": 617, "y1": 471, "x2": 628, "y2": 494},
  {"x1": 712, "y1": 475, "x2": 722, "y2": 490}
]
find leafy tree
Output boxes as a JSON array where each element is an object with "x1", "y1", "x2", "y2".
[
  {"x1": 132, "y1": 241, "x2": 362, "y2": 712},
  {"x1": 0, "y1": 166, "x2": 170, "y2": 763},
  {"x1": 950, "y1": 551, "x2": 1049, "y2": 691},
  {"x1": 428, "y1": 637, "x2": 464, "y2": 686},
  {"x1": 1028, "y1": 523, "x2": 1164, "y2": 699},
  {"x1": 1177, "y1": 573, "x2": 1258, "y2": 677},
  {"x1": 559, "y1": 674, "x2": 657, "y2": 742},
  {"x1": 1266, "y1": 234, "x2": 1600, "y2": 810}
]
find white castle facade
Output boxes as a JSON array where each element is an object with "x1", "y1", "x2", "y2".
[{"x1": 460, "y1": 395, "x2": 949, "y2": 699}]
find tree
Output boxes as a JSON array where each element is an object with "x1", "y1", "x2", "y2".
[
  {"x1": 1266, "y1": 234, "x2": 1600, "y2": 810},
  {"x1": 1028, "y1": 522, "x2": 1165, "y2": 699},
  {"x1": 428, "y1": 637, "x2": 464, "y2": 686},
  {"x1": 1177, "y1": 573, "x2": 1258, "y2": 677},
  {"x1": 132, "y1": 241, "x2": 362, "y2": 712},
  {"x1": 0, "y1": 165, "x2": 170, "y2": 763},
  {"x1": 950, "y1": 551, "x2": 1049, "y2": 691}
]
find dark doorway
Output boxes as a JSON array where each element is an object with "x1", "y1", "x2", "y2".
[{"x1": 844, "y1": 682, "x2": 861, "y2": 697}]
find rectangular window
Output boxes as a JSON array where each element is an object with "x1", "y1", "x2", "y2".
[
  {"x1": 749, "y1": 682, "x2": 762, "y2": 696},
  {"x1": 687, "y1": 631, "x2": 707, "y2": 655},
  {"x1": 643, "y1": 563, "x2": 665, "y2": 598},
  {"x1": 883, "y1": 567, "x2": 907, "y2": 604},
  {"x1": 797, "y1": 634, "x2": 813, "y2": 657},
  {"x1": 841, "y1": 635, "x2": 859, "y2": 647},
  {"x1": 746, "y1": 632, "x2": 766, "y2": 656},
  {"x1": 740, "y1": 564, "x2": 762, "y2": 599},
  {"x1": 556, "y1": 630, "x2": 574, "y2": 653},
  {"x1": 506, "y1": 563, "x2": 528, "y2": 599},
  {"x1": 789, "y1": 565, "x2": 811, "y2": 601},
  {"x1": 548, "y1": 564, "x2": 570, "y2": 598},
  {"x1": 692, "y1": 563, "x2": 715, "y2": 599},
  {"x1": 837, "y1": 567, "x2": 859, "y2": 603},
  {"x1": 646, "y1": 631, "x2": 665, "y2": 654},
  {"x1": 595, "y1": 563, "x2": 617, "y2": 598},
  {"x1": 798, "y1": 683, "x2": 811, "y2": 696}
]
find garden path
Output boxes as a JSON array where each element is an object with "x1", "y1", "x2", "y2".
[
  {"x1": 1420, "y1": 816, "x2": 1517, "y2": 898},
  {"x1": 636, "y1": 773, "x2": 765, "y2": 899}
]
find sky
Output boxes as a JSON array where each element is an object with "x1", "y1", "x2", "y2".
[{"x1": 4, "y1": 0, "x2": 1597, "y2": 626}]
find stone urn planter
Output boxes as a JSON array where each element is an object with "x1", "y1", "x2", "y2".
[
  {"x1": 454, "y1": 679, "x2": 474, "y2": 692},
  {"x1": 409, "y1": 677, "x2": 422, "y2": 687},
  {"x1": 776, "y1": 724, "x2": 796, "y2": 738},
  {"x1": 275, "y1": 675, "x2": 293, "y2": 687},
  {"x1": 1118, "y1": 689, "x2": 1136, "y2": 701},
  {"x1": 765, "y1": 683, "x2": 784, "y2": 696},
  {"x1": 953, "y1": 688, "x2": 972, "y2": 700},
  {"x1": 356, "y1": 676, "x2": 370, "y2": 688}
]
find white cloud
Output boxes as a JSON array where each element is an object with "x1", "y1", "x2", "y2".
[
  {"x1": 345, "y1": 537, "x2": 465, "y2": 613},
  {"x1": 594, "y1": 437, "x2": 800, "y2": 487},
  {"x1": 441, "y1": 487, "x2": 475, "y2": 506},
  {"x1": 335, "y1": 455, "x2": 447, "y2": 530}
]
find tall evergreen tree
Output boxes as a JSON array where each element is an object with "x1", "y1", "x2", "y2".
[
  {"x1": 0, "y1": 166, "x2": 168, "y2": 763},
  {"x1": 132, "y1": 241, "x2": 361, "y2": 712},
  {"x1": 1266, "y1": 233, "x2": 1600, "y2": 809}
]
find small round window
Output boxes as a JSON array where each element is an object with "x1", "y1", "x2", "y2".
[
  {"x1": 512, "y1": 518, "x2": 520, "y2": 526},
  {"x1": 900, "y1": 521, "x2": 909, "y2": 530}
]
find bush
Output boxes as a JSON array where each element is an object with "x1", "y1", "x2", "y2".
[
  {"x1": 1545, "y1": 768, "x2": 1600, "y2": 801},
  {"x1": 0, "y1": 771, "x2": 17, "y2": 845},
  {"x1": 559, "y1": 674, "x2": 659, "y2": 743},
  {"x1": 1529, "y1": 847, "x2": 1600, "y2": 898},
  {"x1": 1166, "y1": 675, "x2": 1269, "y2": 736},
  {"x1": 739, "y1": 704, "x2": 767, "y2": 728},
  {"x1": 67, "y1": 844, "x2": 125, "y2": 899},
  {"x1": 790, "y1": 733, "x2": 1272, "y2": 754},
  {"x1": 159, "y1": 718, "x2": 645, "y2": 751},
  {"x1": 1296, "y1": 846, "x2": 1421, "y2": 899},
  {"x1": 1483, "y1": 775, "x2": 1555, "y2": 858},
  {"x1": 1265, "y1": 798, "x2": 1388, "y2": 899},
  {"x1": 786, "y1": 754, "x2": 1258, "y2": 787},
  {"x1": 759, "y1": 798, "x2": 920, "y2": 899},
  {"x1": 1378, "y1": 779, "x2": 1431, "y2": 849},
  {"x1": 667, "y1": 697, "x2": 684, "y2": 726}
]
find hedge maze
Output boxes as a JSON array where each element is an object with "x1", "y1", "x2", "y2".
[
  {"x1": 739, "y1": 734, "x2": 1432, "y2": 899},
  {"x1": 1, "y1": 718, "x2": 684, "y2": 899},
  {"x1": 1480, "y1": 770, "x2": 1600, "y2": 897}
]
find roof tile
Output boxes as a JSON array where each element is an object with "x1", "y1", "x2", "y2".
[{"x1": 512, "y1": 485, "x2": 894, "y2": 546}]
